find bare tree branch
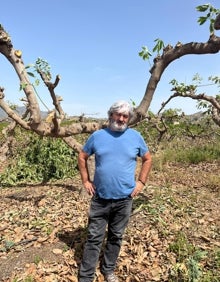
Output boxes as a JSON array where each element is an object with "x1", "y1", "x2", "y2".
[
  {"x1": 0, "y1": 25, "x2": 102, "y2": 142},
  {"x1": 1, "y1": 18, "x2": 220, "y2": 151},
  {"x1": 157, "y1": 87, "x2": 220, "y2": 126},
  {"x1": 132, "y1": 34, "x2": 220, "y2": 123}
]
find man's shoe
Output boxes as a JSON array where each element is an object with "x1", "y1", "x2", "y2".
[{"x1": 104, "y1": 272, "x2": 119, "y2": 282}]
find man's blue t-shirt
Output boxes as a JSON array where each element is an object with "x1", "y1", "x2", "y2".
[{"x1": 83, "y1": 128, "x2": 149, "y2": 199}]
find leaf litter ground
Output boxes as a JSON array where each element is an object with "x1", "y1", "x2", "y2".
[{"x1": 0, "y1": 162, "x2": 219, "y2": 281}]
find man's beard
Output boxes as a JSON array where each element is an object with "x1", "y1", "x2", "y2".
[{"x1": 109, "y1": 119, "x2": 128, "y2": 132}]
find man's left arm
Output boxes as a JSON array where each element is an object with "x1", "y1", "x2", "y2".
[{"x1": 131, "y1": 151, "x2": 152, "y2": 197}]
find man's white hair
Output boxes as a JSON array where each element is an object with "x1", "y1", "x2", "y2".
[{"x1": 107, "y1": 100, "x2": 134, "y2": 119}]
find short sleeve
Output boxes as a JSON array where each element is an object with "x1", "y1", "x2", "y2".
[
  {"x1": 83, "y1": 134, "x2": 95, "y2": 156},
  {"x1": 138, "y1": 134, "x2": 149, "y2": 157}
]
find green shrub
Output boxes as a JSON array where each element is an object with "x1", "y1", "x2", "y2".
[
  {"x1": 152, "y1": 139, "x2": 220, "y2": 167},
  {"x1": 0, "y1": 134, "x2": 78, "y2": 186}
]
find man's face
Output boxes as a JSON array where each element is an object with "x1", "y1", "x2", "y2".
[{"x1": 109, "y1": 112, "x2": 129, "y2": 132}]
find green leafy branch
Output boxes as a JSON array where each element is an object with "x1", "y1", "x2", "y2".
[
  {"x1": 139, "y1": 38, "x2": 165, "y2": 65},
  {"x1": 196, "y1": 4, "x2": 220, "y2": 34},
  {"x1": 139, "y1": 4, "x2": 220, "y2": 64},
  {"x1": 20, "y1": 58, "x2": 52, "y2": 111}
]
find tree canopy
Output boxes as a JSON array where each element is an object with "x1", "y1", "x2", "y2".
[{"x1": 0, "y1": 4, "x2": 220, "y2": 152}]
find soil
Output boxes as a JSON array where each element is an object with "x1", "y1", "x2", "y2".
[{"x1": 0, "y1": 162, "x2": 219, "y2": 282}]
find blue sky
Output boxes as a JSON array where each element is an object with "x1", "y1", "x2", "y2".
[{"x1": 0, "y1": 0, "x2": 219, "y2": 118}]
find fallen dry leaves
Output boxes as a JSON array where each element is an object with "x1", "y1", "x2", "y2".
[{"x1": 0, "y1": 162, "x2": 219, "y2": 281}]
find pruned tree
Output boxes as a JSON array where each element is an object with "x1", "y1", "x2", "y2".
[
  {"x1": 138, "y1": 4, "x2": 220, "y2": 126},
  {"x1": 0, "y1": 4, "x2": 220, "y2": 156}
]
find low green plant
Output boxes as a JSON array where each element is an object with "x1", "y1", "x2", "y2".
[
  {"x1": 169, "y1": 231, "x2": 195, "y2": 262},
  {"x1": 12, "y1": 277, "x2": 35, "y2": 282},
  {"x1": 0, "y1": 240, "x2": 15, "y2": 252},
  {"x1": 33, "y1": 255, "x2": 42, "y2": 265},
  {"x1": 12, "y1": 275, "x2": 36, "y2": 282},
  {"x1": 168, "y1": 232, "x2": 220, "y2": 282},
  {"x1": 201, "y1": 248, "x2": 220, "y2": 281},
  {"x1": 153, "y1": 138, "x2": 220, "y2": 167},
  {"x1": 0, "y1": 121, "x2": 8, "y2": 132},
  {"x1": 0, "y1": 133, "x2": 78, "y2": 186},
  {"x1": 24, "y1": 276, "x2": 35, "y2": 282}
]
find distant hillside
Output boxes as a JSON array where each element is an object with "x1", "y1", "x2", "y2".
[
  {"x1": 187, "y1": 111, "x2": 205, "y2": 121},
  {"x1": 0, "y1": 106, "x2": 205, "y2": 122},
  {"x1": 0, "y1": 106, "x2": 48, "y2": 120},
  {"x1": 0, "y1": 107, "x2": 7, "y2": 119}
]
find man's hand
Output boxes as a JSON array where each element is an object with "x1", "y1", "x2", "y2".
[
  {"x1": 83, "y1": 180, "x2": 96, "y2": 196},
  {"x1": 131, "y1": 181, "x2": 144, "y2": 197}
]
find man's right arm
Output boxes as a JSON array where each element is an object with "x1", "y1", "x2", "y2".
[{"x1": 78, "y1": 150, "x2": 95, "y2": 195}]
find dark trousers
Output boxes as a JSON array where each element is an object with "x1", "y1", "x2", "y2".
[{"x1": 79, "y1": 195, "x2": 133, "y2": 282}]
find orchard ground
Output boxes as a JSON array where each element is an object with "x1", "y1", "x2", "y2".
[{"x1": 0, "y1": 161, "x2": 219, "y2": 281}]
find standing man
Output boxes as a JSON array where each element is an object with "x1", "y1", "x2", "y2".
[{"x1": 78, "y1": 101, "x2": 152, "y2": 282}]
